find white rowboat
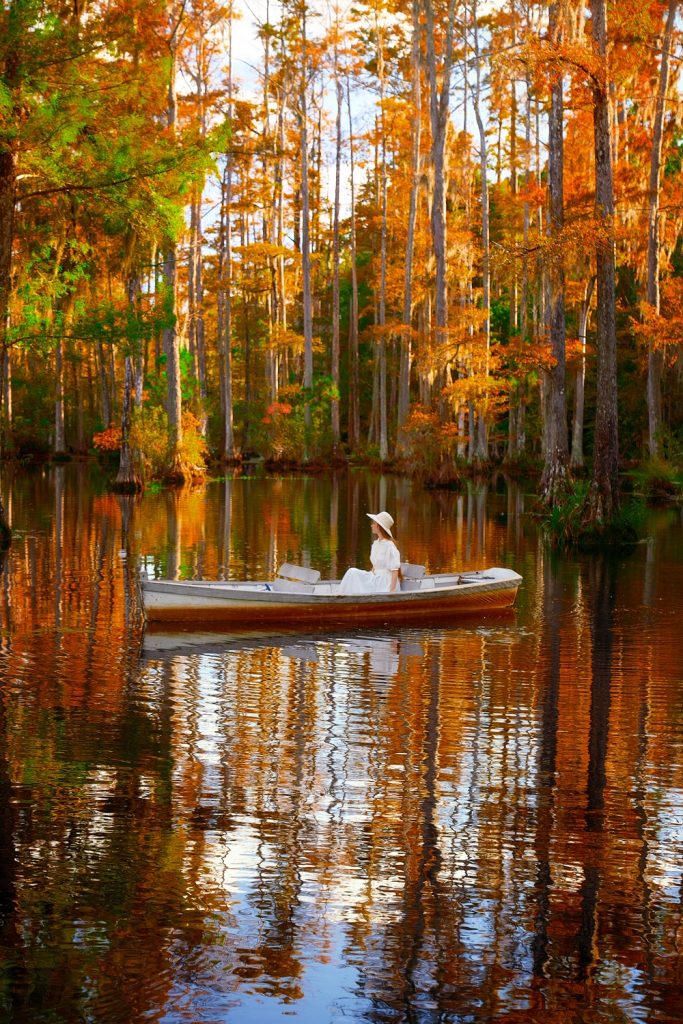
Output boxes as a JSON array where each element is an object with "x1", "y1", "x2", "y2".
[{"x1": 140, "y1": 562, "x2": 522, "y2": 628}]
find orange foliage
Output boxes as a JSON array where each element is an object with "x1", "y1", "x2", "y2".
[
  {"x1": 92, "y1": 426, "x2": 122, "y2": 452},
  {"x1": 632, "y1": 279, "x2": 683, "y2": 353}
]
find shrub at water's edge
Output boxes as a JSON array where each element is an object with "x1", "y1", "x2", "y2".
[
  {"x1": 93, "y1": 409, "x2": 207, "y2": 491},
  {"x1": 627, "y1": 456, "x2": 683, "y2": 505},
  {"x1": 537, "y1": 479, "x2": 648, "y2": 550}
]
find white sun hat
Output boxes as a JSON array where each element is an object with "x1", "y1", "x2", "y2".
[{"x1": 367, "y1": 511, "x2": 394, "y2": 538}]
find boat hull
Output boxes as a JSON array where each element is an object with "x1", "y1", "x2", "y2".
[{"x1": 140, "y1": 568, "x2": 522, "y2": 627}]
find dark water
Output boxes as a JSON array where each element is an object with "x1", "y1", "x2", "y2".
[{"x1": 1, "y1": 465, "x2": 682, "y2": 1024}]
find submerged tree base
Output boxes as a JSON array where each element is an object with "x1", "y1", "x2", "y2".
[
  {"x1": 111, "y1": 476, "x2": 143, "y2": 494},
  {"x1": 537, "y1": 479, "x2": 646, "y2": 551},
  {"x1": 163, "y1": 448, "x2": 202, "y2": 487}
]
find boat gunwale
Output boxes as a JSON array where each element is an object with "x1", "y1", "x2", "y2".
[{"x1": 140, "y1": 569, "x2": 522, "y2": 607}]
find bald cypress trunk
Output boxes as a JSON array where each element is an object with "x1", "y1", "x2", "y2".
[
  {"x1": 163, "y1": 11, "x2": 190, "y2": 484},
  {"x1": 540, "y1": 4, "x2": 569, "y2": 504},
  {"x1": 586, "y1": 0, "x2": 619, "y2": 523},
  {"x1": 331, "y1": 52, "x2": 342, "y2": 448},
  {"x1": 571, "y1": 276, "x2": 595, "y2": 471},
  {"x1": 397, "y1": 0, "x2": 422, "y2": 455},
  {"x1": 114, "y1": 277, "x2": 143, "y2": 493},
  {"x1": 300, "y1": 5, "x2": 314, "y2": 459},
  {"x1": 471, "y1": 0, "x2": 490, "y2": 463},
  {"x1": 0, "y1": 11, "x2": 19, "y2": 546},
  {"x1": 646, "y1": 0, "x2": 678, "y2": 458},
  {"x1": 347, "y1": 78, "x2": 360, "y2": 449}
]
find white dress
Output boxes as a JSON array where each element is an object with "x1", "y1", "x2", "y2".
[{"x1": 338, "y1": 539, "x2": 401, "y2": 596}]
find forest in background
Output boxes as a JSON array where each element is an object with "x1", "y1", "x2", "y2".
[{"x1": 0, "y1": 0, "x2": 681, "y2": 522}]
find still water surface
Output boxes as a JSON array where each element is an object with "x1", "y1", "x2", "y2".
[{"x1": 1, "y1": 465, "x2": 682, "y2": 1024}]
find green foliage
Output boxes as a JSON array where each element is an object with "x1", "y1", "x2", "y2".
[
  {"x1": 609, "y1": 497, "x2": 649, "y2": 537},
  {"x1": 129, "y1": 407, "x2": 207, "y2": 482},
  {"x1": 629, "y1": 456, "x2": 683, "y2": 504},
  {"x1": 77, "y1": 295, "x2": 173, "y2": 360},
  {"x1": 253, "y1": 376, "x2": 340, "y2": 462},
  {"x1": 664, "y1": 130, "x2": 683, "y2": 178},
  {"x1": 540, "y1": 481, "x2": 590, "y2": 548},
  {"x1": 177, "y1": 411, "x2": 208, "y2": 473},
  {"x1": 10, "y1": 240, "x2": 93, "y2": 353},
  {"x1": 490, "y1": 298, "x2": 511, "y2": 343},
  {"x1": 129, "y1": 407, "x2": 170, "y2": 481},
  {"x1": 539, "y1": 481, "x2": 647, "y2": 549}
]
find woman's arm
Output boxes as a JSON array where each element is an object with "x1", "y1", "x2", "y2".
[{"x1": 389, "y1": 569, "x2": 399, "y2": 593}]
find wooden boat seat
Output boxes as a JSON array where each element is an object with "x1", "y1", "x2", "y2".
[
  {"x1": 277, "y1": 562, "x2": 321, "y2": 584},
  {"x1": 400, "y1": 563, "x2": 426, "y2": 592},
  {"x1": 313, "y1": 583, "x2": 338, "y2": 595},
  {"x1": 270, "y1": 579, "x2": 315, "y2": 594},
  {"x1": 401, "y1": 562, "x2": 425, "y2": 579}
]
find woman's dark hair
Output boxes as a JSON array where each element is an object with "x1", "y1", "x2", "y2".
[{"x1": 377, "y1": 524, "x2": 396, "y2": 542}]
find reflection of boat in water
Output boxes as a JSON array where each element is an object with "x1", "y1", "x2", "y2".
[
  {"x1": 140, "y1": 562, "x2": 522, "y2": 628},
  {"x1": 141, "y1": 625, "x2": 424, "y2": 662},
  {"x1": 141, "y1": 620, "x2": 522, "y2": 682}
]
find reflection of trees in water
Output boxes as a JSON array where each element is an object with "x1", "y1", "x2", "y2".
[
  {"x1": 3, "y1": 469, "x2": 683, "y2": 1021},
  {"x1": 0, "y1": 471, "x2": 209, "y2": 1022},
  {"x1": 577, "y1": 557, "x2": 615, "y2": 976},
  {"x1": 531, "y1": 551, "x2": 563, "y2": 979},
  {"x1": 0, "y1": 663, "x2": 23, "y2": 1022},
  {"x1": 240, "y1": 658, "x2": 313, "y2": 999},
  {"x1": 341, "y1": 640, "x2": 470, "y2": 1020}
]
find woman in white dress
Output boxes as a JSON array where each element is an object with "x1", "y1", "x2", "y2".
[{"x1": 338, "y1": 511, "x2": 401, "y2": 596}]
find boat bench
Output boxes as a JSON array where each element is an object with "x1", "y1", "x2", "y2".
[
  {"x1": 270, "y1": 579, "x2": 315, "y2": 594},
  {"x1": 313, "y1": 583, "x2": 338, "y2": 595},
  {"x1": 271, "y1": 562, "x2": 320, "y2": 594},
  {"x1": 400, "y1": 563, "x2": 428, "y2": 592},
  {"x1": 271, "y1": 562, "x2": 436, "y2": 595}
]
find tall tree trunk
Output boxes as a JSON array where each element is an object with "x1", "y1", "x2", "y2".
[
  {"x1": 472, "y1": 0, "x2": 490, "y2": 463},
  {"x1": 377, "y1": 46, "x2": 388, "y2": 463},
  {"x1": 276, "y1": 87, "x2": 288, "y2": 353},
  {"x1": 1, "y1": 346, "x2": 12, "y2": 437},
  {"x1": 220, "y1": 15, "x2": 236, "y2": 461},
  {"x1": 96, "y1": 337, "x2": 112, "y2": 428},
  {"x1": 55, "y1": 335, "x2": 66, "y2": 453},
  {"x1": 262, "y1": 2, "x2": 279, "y2": 406},
  {"x1": 586, "y1": 0, "x2": 619, "y2": 522},
  {"x1": 331, "y1": 43, "x2": 342, "y2": 448},
  {"x1": 0, "y1": 10, "x2": 21, "y2": 544},
  {"x1": 54, "y1": 285, "x2": 76, "y2": 456},
  {"x1": 425, "y1": 0, "x2": 456, "y2": 357},
  {"x1": 397, "y1": 0, "x2": 422, "y2": 455},
  {"x1": 114, "y1": 358, "x2": 141, "y2": 492},
  {"x1": 515, "y1": 67, "x2": 533, "y2": 458},
  {"x1": 0, "y1": 147, "x2": 15, "y2": 483},
  {"x1": 646, "y1": 0, "x2": 678, "y2": 458},
  {"x1": 162, "y1": 240, "x2": 182, "y2": 464},
  {"x1": 571, "y1": 275, "x2": 595, "y2": 470},
  {"x1": 540, "y1": 4, "x2": 569, "y2": 504},
  {"x1": 0, "y1": 3, "x2": 19, "y2": 545},
  {"x1": 220, "y1": 156, "x2": 236, "y2": 461},
  {"x1": 189, "y1": 194, "x2": 208, "y2": 434},
  {"x1": 347, "y1": 78, "x2": 360, "y2": 449},
  {"x1": 0, "y1": 4, "x2": 18, "y2": 364},
  {"x1": 114, "y1": 277, "x2": 143, "y2": 492},
  {"x1": 0, "y1": 160, "x2": 14, "y2": 371},
  {"x1": 508, "y1": 0, "x2": 519, "y2": 336},
  {"x1": 299, "y1": 4, "x2": 314, "y2": 458},
  {"x1": 163, "y1": 10, "x2": 188, "y2": 483}
]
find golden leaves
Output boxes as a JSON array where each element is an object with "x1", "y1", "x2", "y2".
[{"x1": 632, "y1": 281, "x2": 683, "y2": 352}]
